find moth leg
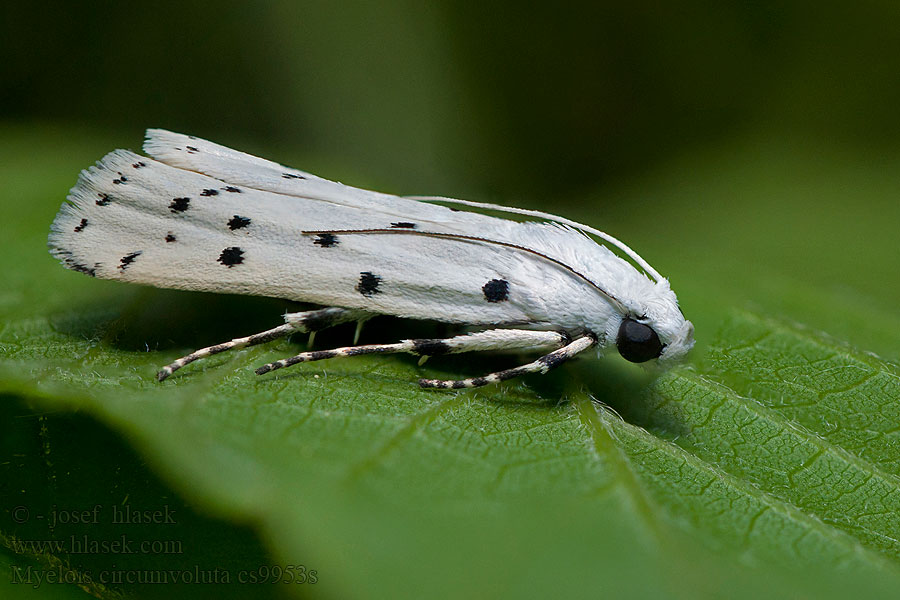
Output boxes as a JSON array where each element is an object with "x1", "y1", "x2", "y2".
[
  {"x1": 254, "y1": 328, "x2": 569, "y2": 376},
  {"x1": 352, "y1": 316, "x2": 373, "y2": 345},
  {"x1": 157, "y1": 307, "x2": 371, "y2": 381},
  {"x1": 419, "y1": 334, "x2": 597, "y2": 389}
]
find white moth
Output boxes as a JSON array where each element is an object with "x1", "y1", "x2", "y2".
[{"x1": 48, "y1": 130, "x2": 694, "y2": 389}]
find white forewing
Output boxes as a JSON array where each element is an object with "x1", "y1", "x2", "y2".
[
  {"x1": 143, "y1": 130, "x2": 660, "y2": 316},
  {"x1": 143, "y1": 129, "x2": 477, "y2": 225},
  {"x1": 48, "y1": 148, "x2": 607, "y2": 331},
  {"x1": 142, "y1": 130, "x2": 653, "y2": 301}
]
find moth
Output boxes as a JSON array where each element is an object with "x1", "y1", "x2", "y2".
[{"x1": 48, "y1": 130, "x2": 694, "y2": 389}]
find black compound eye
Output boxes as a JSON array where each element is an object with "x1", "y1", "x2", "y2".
[{"x1": 616, "y1": 318, "x2": 664, "y2": 363}]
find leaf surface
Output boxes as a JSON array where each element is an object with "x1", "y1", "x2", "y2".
[{"x1": 2, "y1": 126, "x2": 900, "y2": 599}]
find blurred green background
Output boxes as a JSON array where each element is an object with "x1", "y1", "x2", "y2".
[
  {"x1": 3, "y1": 2, "x2": 900, "y2": 599},
  {"x1": 6, "y1": 1, "x2": 900, "y2": 198}
]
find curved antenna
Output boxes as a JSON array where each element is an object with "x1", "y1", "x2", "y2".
[
  {"x1": 301, "y1": 228, "x2": 628, "y2": 314},
  {"x1": 405, "y1": 195, "x2": 663, "y2": 283}
]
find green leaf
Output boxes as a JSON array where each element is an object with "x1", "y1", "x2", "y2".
[
  {"x1": 608, "y1": 311, "x2": 900, "y2": 563},
  {"x1": 2, "y1": 125, "x2": 900, "y2": 598}
]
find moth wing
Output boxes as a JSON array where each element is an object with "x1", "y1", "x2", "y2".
[
  {"x1": 48, "y1": 150, "x2": 551, "y2": 327},
  {"x1": 143, "y1": 129, "x2": 473, "y2": 225},
  {"x1": 143, "y1": 131, "x2": 630, "y2": 286}
]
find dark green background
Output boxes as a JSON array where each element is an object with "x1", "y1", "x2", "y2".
[{"x1": 6, "y1": 1, "x2": 900, "y2": 197}]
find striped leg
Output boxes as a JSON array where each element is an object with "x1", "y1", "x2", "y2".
[
  {"x1": 157, "y1": 307, "x2": 370, "y2": 381},
  {"x1": 254, "y1": 329, "x2": 569, "y2": 376},
  {"x1": 419, "y1": 334, "x2": 596, "y2": 389}
]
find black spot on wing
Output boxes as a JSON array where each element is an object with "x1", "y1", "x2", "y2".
[
  {"x1": 58, "y1": 251, "x2": 98, "y2": 277},
  {"x1": 282, "y1": 173, "x2": 306, "y2": 180},
  {"x1": 132, "y1": 161, "x2": 147, "y2": 169},
  {"x1": 482, "y1": 279, "x2": 509, "y2": 303},
  {"x1": 390, "y1": 222, "x2": 416, "y2": 229},
  {"x1": 227, "y1": 215, "x2": 251, "y2": 231},
  {"x1": 118, "y1": 251, "x2": 142, "y2": 271},
  {"x1": 96, "y1": 193, "x2": 111, "y2": 206},
  {"x1": 200, "y1": 189, "x2": 219, "y2": 196},
  {"x1": 169, "y1": 197, "x2": 190, "y2": 213},
  {"x1": 313, "y1": 233, "x2": 338, "y2": 247},
  {"x1": 112, "y1": 173, "x2": 128, "y2": 185},
  {"x1": 165, "y1": 232, "x2": 176, "y2": 243},
  {"x1": 356, "y1": 272, "x2": 381, "y2": 297},
  {"x1": 73, "y1": 218, "x2": 88, "y2": 233},
  {"x1": 218, "y1": 247, "x2": 244, "y2": 267},
  {"x1": 73, "y1": 263, "x2": 98, "y2": 277},
  {"x1": 186, "y1": 146, "x2": 199, "y2": 153},
  {"x1": 224, "y1": 186, "x2": 241, "y2": 193}
]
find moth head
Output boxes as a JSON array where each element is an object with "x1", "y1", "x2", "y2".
[{"x1": 612, "y1": 279, "x2": 694, "y2": 364}]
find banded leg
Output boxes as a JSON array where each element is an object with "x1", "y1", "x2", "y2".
[
  {"x1": 157, "y1": 307, "x2": 371, "y2": 381},
  {"x1": 419, "y1": 334, "x2": 596, "y2": 389},
  {"x1": 255, "y1": 329, "x2": 570, "y2": 376}
]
